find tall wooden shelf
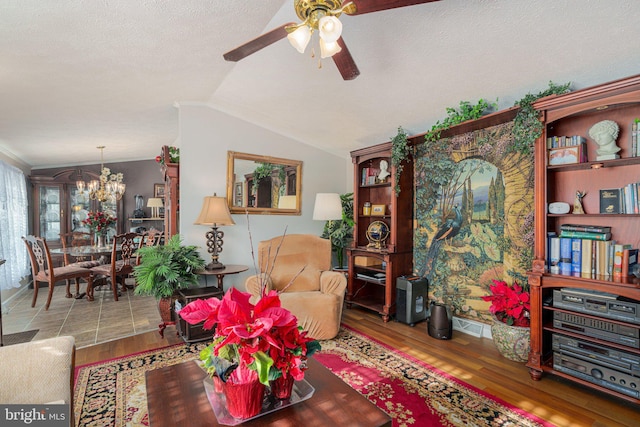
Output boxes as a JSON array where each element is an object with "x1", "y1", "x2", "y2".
[
  {"x1": 347, "y1": 142, "x2": 414, "y2": 322},
  {"x1": 527, "y1": 74, "x2": 640, "y2": 404},
  {"x1": 160, "y1": 145, "x2": 179, "y2": 240}
]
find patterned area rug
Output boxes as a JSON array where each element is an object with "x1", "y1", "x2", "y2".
[
  {"x1": 74, "y1": 327, "x2": 553, "y2": 427},
  {"x1": 2, "y1": 329, "x2": 39, "y2": 346}
]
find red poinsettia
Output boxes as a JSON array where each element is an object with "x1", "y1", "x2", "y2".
[
  {"x1": 180, "y1": 287, "x2": 320, "y2": 386},
  {"x1": 481, "y1": 279, "x2": 530, "y2": 327}
]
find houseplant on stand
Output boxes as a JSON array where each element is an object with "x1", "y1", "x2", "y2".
[
  {"x1": 481, "y1": 279, "x2": 531, "y2": 362},
  {"x1": 320, "y1": 193, "x2": 354, "y2": 269},
  {"x1": 133, "y1": 234, "x2": 205, "y2": 334}
]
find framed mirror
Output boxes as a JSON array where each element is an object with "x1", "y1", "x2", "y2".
[{"x1": 226, "y1": 151, "x2": 302, "y2": 215}]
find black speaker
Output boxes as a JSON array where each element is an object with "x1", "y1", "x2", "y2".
[
  {"x1": 396, "y1": 276, "x2": 428, "y2": 326},
  {"x1": 428, "y1": 302, "x2": 452, "y2": 340}
]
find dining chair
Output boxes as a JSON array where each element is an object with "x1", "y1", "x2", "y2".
[
  {"x1": 90, "y1": 232, "x2": 138, "y2": 301},
  {"x1": 22, "y1": 235, "x2": 94, "y2": 310},
  {"x1": 59, "y1": 231, "x2": 104, "y2": 295}
]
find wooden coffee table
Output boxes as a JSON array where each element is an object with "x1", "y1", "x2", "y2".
[{"x1": 146, "y1": 357, "x2": 391, "y2": 427}]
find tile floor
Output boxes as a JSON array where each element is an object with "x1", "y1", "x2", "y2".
[{"x1": 2, "y1": 282, "x2": 162, "y2": 348}]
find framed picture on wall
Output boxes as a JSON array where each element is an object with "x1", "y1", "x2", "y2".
[
  {"x1": 234, "y1": 183, "x2": 243, "y2": 207},
  {"x1": 154, "y1": 184, "x2": 164, "y2": 198}
]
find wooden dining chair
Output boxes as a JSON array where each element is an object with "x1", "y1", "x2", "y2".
[
  {"x1": 90, "y1": 232, "x2": 138, "y2": 301},
  {"x1": 59, "y1": 231, "x2": 104, "y2": 295},
  {"x1": 22, "y1": 235, "x2": 94, "y2": 310}
]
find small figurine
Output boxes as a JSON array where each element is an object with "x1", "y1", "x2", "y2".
[
  {"x1": 573, "y1": 191, "x2": 586, "y2": 214},
  {"x1": 377, "y1": 159, "x2": 390, "y2": 182},
  {"x1": 588, "y1": 120, "x2": 620, "y2": 160}
]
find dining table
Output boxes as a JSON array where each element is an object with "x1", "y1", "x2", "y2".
[{"x1": 49, "y1": 245, "x2": 123, "y2": 300}]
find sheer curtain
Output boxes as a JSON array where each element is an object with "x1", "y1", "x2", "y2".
[{"x1": 0, "y1": 160, "x2": 29, "y2": 289}]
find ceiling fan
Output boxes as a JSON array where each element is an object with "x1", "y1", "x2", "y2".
[{"x1": 223, "y1": 0, "x2": 441, "y2": 80}]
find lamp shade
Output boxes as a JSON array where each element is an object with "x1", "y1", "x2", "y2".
[
  {"x1": 194, "y1": 195, "x2": 235, "y2": 226},
  {"x1": 146, "y1": 198, "x2": 164, "y2": 208},
  {"x1": 313, "y1": 193, "x2": 342, "y2": 221},
  {"x1": 318, "y1": 16, "x2": 342, "y2": 43},
  {"x1": 287, "y1": 25, "x2": 311, "y2": 53},
  {"x1": 319, "y1": 38, "x2": 342, "y2": 58}
]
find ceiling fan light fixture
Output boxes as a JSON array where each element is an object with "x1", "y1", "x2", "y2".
[
  {"x1": 287, "y1": 25, "x2": 311, "y2": 53},
  {"x1": 318, "y1": 15, "x2": 342, "y2": 43},
  {"x1": 319, "y1": 38, "x2": 342, "y2": 58}
]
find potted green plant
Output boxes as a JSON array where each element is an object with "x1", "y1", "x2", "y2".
[
  {"x1": 321, "y1": 193, "x2": 354, "y2": 269},
  {"x1": 133, "y1": 234, "x2": 205, "y2": 323}
]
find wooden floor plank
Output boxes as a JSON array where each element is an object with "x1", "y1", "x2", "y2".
[{"x1": 76, "y1": 307, "x2": 640, "y2": 427}]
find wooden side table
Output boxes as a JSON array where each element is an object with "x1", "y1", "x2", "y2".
[
  {"x1": 196, "y1": 264, "x2": 248, "y2": 290},
  {"x1": 175, "y1": 287, "x2": 224, "y2": 343}
]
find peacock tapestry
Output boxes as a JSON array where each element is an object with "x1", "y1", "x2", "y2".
[{"x1": 413, "y1": 120, "x2": 534, "y2": 325}]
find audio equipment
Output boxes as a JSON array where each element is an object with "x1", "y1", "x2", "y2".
[
  {"x1": 554, "y1": 351, "x2": 640, "y2": 398},
  {"x1": 552, "y1": 334, "x2": 640, "y2": 376},
  {"x1": 549, "y1": 202, "x2": 570, "y2": 214},
  {"x1": 553, "y1": 311, "x2": 640, "y2": 348},
  {"x1": 396, "y1": 276, "x2": 428, "y2": 326},
  {"x1": 553, "y1": 288, "x2": 640, "y2": 325}
]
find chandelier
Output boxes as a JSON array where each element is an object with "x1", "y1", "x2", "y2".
[
  {"x1": 76, "y1": 146, "x2": 125, "y2": 203},
  {"x1": 286, "y1": 0, "x2": 355, "y2": 58}
]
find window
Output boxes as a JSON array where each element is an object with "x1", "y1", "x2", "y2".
[{"x1": 0, "y1": 160, "x2": 29, "y2": 289}]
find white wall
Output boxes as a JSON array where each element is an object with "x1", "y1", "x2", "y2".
[{"x1": 178, "y1": 104, "x2": 352, "y2": 290}]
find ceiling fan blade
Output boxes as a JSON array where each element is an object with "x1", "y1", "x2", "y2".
[
  {"x1": 332, "y1": 37, "x2": 360, "y2": 81},
  {"x1": 343, "y1": 0, "x2": 440, "y2": 15},
  {"x1": 223, "y1": 22, "x2": 296, "y2": 62}
]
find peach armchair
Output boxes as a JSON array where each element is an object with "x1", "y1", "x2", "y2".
[{"x1": 245, "y1": 234, "x2": 347, "y2": 340}]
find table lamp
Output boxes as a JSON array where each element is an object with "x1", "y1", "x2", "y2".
[
  {"x1": 194, "y1": 194, "x2": 235, "y2": 270},
  {"x1": 147, "y1": 197, "x2": 164, "y2": 218}
]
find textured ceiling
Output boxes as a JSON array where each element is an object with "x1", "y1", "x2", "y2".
[{"x1": 1, "y1": 0, "x2": 639, "y2": 168}]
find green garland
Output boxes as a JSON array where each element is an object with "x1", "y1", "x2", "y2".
[{"x1": 390, "y1": 127, "x2": 409, "y2": 195}]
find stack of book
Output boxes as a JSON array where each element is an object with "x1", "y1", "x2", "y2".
[{"x1": 548, "y1": 224, "x2": 638, "y2": 280}]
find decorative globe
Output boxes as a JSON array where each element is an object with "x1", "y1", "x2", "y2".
[{"x1": 366, "y1": 221, "x2": 389, "y2": 249}]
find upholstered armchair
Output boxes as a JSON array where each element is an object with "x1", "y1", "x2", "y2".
[{"x1": 245, "y1": 234, "x2": 347, "y2": 340}]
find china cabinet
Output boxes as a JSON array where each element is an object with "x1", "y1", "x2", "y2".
[
  {"x1": 31, "y1": 169, "x2": 123, "y2": 248},
  {"x1": 160, "y1": 145, "x2": 179, "y2": 239},
  {"x1": 527, "y1": 74, "x2": 640, "y2": 404},
  {"x1": 347, "y1": 142, "x2": 414, "y2": 322}
]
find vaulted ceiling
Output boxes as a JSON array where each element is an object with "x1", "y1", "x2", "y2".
[{"x1": 1, "y1": 0, "x2": 639, "y2": 169}]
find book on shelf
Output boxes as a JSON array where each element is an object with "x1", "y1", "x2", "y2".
[
  {"x1": 546, "y1": 135, "x2": 586, "y2": 149},
  {"x1": 581, "y1": 239, "x2": 593, "y2": 279},
  {"x1": 599, "y1": 188, "x2": 622, "y2": 214},
  {"x1": 559, "y1": 237, "x2": 572, "y2": 276},
  {"x1": 549, "y1": 236, "x2": 560, "y2": 274},
  {"x1": 360, "y1": 167, "x2": 380, "y2": 186},
  {"x1": 613, "y1": 243, "x2": 633, "y2": 279},
  {"x1": 560, "y1": 224, "x2": 611, "y2": 233},
  {"x1": 622, "y1": 248, "x2": 639, "y2": 277},
  {"x1": 570, "y1": 238, "x2": 582, "y2": 277},
  {"x1": 558, "y1": 230, "x2": 612, "y2": 241}
]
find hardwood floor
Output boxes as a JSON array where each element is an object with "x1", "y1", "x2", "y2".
[{"x1": 76, "y1": 307, "x2": 640, "y2": 427}]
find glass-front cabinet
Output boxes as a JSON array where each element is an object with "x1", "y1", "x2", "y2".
[{"x1": 31, "y1": 169, "x2": 123, "y2": 248}]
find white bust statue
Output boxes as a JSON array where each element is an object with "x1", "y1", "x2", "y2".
[
  {"x1": 588, "y1": 120, "x2": 621, "y2": 159},
  {"x1": 377, "y1": 159, "x2": 390, "y2": 182}
]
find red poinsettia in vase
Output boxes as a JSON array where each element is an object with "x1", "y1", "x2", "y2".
[
  {"x1": 179, "y1": 287, "x2": 320, "y2": 419},
  {"x1": 481, "y1": 279, "x2": 530, "y2": 327}
]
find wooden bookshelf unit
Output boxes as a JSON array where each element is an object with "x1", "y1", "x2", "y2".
[
  {"x1": 527, "y1": 74, "x2": 640, "y2": 404},
  {"x1": 347, "y1": 142, "x2": 413, "y2": 322}
]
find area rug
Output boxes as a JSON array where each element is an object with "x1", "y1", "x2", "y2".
[
  {"x1": 2, "y1": 329, "x2": 39, "y2": 346},
  {"x1": 74, "y1": 327, "x2": 553, "y2": 427},
  {"x1": 317, "y1": 325, "x2": 553, "y2": 427}
]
